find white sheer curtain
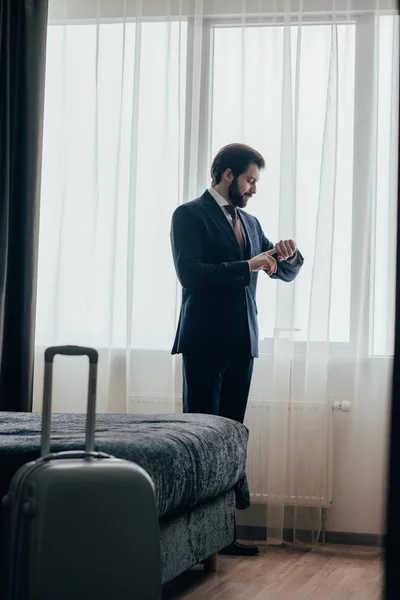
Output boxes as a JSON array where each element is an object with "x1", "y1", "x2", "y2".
[{"x1": 34, "y1": 0, "x2": 399, "y2": 544}]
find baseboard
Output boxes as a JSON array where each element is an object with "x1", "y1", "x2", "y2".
[{"x1": 236, "y1": 525, "x2": 384, "y2": 547}]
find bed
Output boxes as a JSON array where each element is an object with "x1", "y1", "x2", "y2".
[{"x1": 0, "y1": 412, "x2": 250, "y2": 585}]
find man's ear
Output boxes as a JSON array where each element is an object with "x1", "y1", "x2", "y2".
[{"x1": 223, "y1": 168, "x2": 234, "y2": 183}]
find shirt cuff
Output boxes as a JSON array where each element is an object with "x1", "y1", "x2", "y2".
[{"x1": 286, "y1": 250, "x2": 299, "y2": 265}]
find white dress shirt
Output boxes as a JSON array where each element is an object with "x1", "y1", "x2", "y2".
[{"x1": 208, "y1": 186, "x2": 235, "y2": 225}]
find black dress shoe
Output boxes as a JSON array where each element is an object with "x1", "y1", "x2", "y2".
[{"x1": 219, "y1": 541, "x2": 259, "y2": 556}]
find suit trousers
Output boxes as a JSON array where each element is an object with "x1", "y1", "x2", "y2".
[{"x1": 182, "y1": 352, "x2": 254, "y2": 424}]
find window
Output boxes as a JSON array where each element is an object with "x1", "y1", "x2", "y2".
[
  {"x1": 36, "y1": 21, "x2": 187, "y2": 348},
  {"x1": 36, "y1": 11, "x2": 398, "y2": 355},
  {"x1": 210, "y1": 21, "x2": 355, "y2": 344}
]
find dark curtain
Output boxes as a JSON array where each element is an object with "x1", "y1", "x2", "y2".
[
  {"x1": 385, "y1": 7, "x2": 400, "y2": 597},
  {"x1": 0, "y1": 0, "x2": 48, "y2": 411}
]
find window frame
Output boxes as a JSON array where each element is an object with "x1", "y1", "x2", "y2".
[
  {"x1": 193, "y1": 13, "x2": 394, "y2": 357},
  {"x1": 42, "y1": 8, "x2": 397, "y2": 357}
]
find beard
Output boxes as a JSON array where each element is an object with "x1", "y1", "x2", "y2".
[{"x1": 228, "y1": 177, "x2": 251, "y2": 208}]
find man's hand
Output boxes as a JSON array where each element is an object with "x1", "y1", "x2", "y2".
[
  {"x1": 274, "y1": 239, "x2": 297, "y2": 262},
  {"x1": 248, "y1": 250, "x2": 277, "y2": 275}
]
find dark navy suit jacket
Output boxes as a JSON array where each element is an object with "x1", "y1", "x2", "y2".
[{"x1": 170, "y1": 190, "x2": 303, "y2": 358}]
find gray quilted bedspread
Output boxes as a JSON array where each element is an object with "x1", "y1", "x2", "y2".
[{"x1": 0, "y1": 412, "x2": 250, "y2": 519}]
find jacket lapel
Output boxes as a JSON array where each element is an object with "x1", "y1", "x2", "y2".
[{"x1": 201, "y1": 191, "x2": 243, "y2": 259}]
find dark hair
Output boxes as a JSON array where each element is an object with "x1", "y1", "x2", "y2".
[{"x1": 210, "y1": 143, "x2": 265, "y2": 185}]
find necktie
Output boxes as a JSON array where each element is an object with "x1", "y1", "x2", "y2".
[{"x1": 224, "y1": 205, "x2": 246, "y2": 251}]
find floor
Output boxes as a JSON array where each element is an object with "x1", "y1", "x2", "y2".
[{"x1": 163, "y1": 543, "x2": 383, "y2": 600}]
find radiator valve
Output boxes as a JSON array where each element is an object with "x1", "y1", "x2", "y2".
[{"x1": 333, "y1": 400, "x2": 351, "y2": 412}]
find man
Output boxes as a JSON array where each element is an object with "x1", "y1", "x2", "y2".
[{"x1": 170, "y1": 143, "x2": 303, "y2": 555}]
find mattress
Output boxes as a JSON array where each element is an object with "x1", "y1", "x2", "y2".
[{"x1": 0, "y1": 412, "x2": 250, "y2": 518}]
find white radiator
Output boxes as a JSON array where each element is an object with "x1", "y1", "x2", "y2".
[{"x1": 244, "y1": 400, "x2": 334, "y2": 509}]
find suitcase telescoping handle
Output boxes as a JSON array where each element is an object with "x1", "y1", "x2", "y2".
[{"x1": 41, "y1": 346, "x2": 99, "y2": 457}]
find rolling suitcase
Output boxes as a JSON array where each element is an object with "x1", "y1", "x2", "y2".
[{"x1": 1, "y1": 345, "x2": 161, "y2": 600}]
